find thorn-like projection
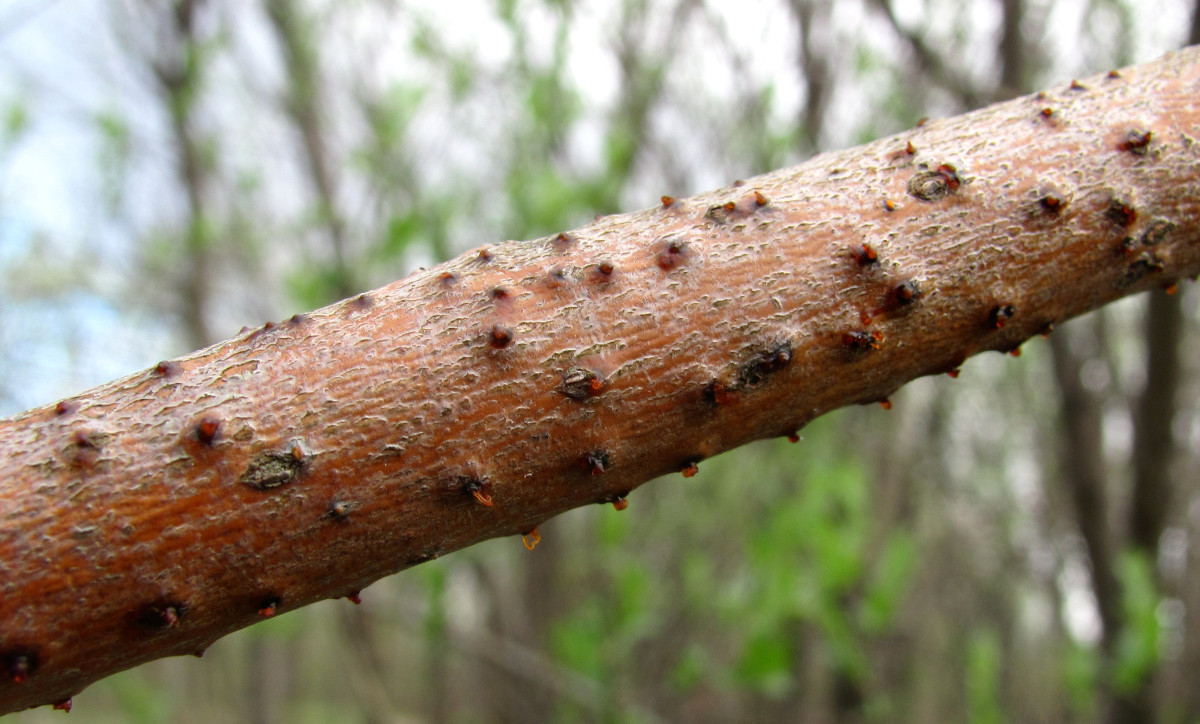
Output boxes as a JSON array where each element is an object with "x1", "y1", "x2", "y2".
[
  {"x1": 289, "y1": 313, "x2": 309, "y2": 325},
  {"x1": 460, "y1": 477, "x2": 493, "y2": 507},
  {"x1": 477, "y1": 248, "x2": 493, "y2": 262},
  {"x1": 258, "y1": 596, "x2": 281, "y2": 618},
  {"x1": 737, "y1": 342, "x2": 792, "y2": 389},
  {"x1": 893, "y1": 280, "x2": 921, "y2": 307},
  {"x1": 1039, "y1": 192, "x2": 1066, "y2": 213},
  {"x1": 1118, "y1": 129, "x2": 1152, "y2": 155},
  {"x1": 65, "y1": 429, "x2": 104, "y2": 468},
  {"x1": 55, "y1": 400, "x2": 76, "y2": 417},
  {"x1": 610, "y1": 495, "x2": 629, "y2": 511},
  {"x1": 196, "y1": 415, "x2": 221, "y2": 445},
  {"x1": 787, "y1": 432, "x2": 801, "y2": 443},
  {"x1": 703, "y1": 381, "x2": 735, "y2": 408},
  {"x1": 328, "y1": 498, "x2": 350, "y2": 520},
  {"x1": 4, "y1": 650, "x2": 35, "y2": 684},
  {"x1": 661, "y1": 195, "x2": 675, "y2": 208},
  {"x1": 522, "y1": 528, "x2": 541, "y2": 551},
  {"x1": 1069, "y1": 79, "x2": 1086, "y2": 91},
  {"x1": 989, "y1": 305, "x2": 1016, "y2": 329},
  {"x1": 346, "y1": 591, "x2": 362, "y2": 605},
  {"x1": 680, "y1": 459, "x2": 700, "y2": 478},
  {"x1": 582, "y1": 450, "x2": 611, "y2": 476},
  {"x1": 842, "y1": 330, "x2": 884, "y2": 352},
  {"x1": 544, "y1": 267, "x2": 568, "y2": 289},
  {"x1": 53, "y1": 698, "x2": 72, "y2": 712},
  {"x1": 851, "y1": 242, "x2": 879, "y2": 267},
  {"x1": 705, "y1": 200, "x2": 738, "y2": 222},
  {"x1": 947, "y1": 368, "x2": 962, "y2": 379},
  {"x1": 878, "y1": 399, "x2": 893, "y2": 410},
  {"x1": 139, "y1": 601, "x2": 186, "y2": 630},
  {"x1": 557, "y1": 367, "x2": 604, "y2": 400},
  {"x1": 754, "y1": 190, "x2": 768, "y2": 206},
  {"x1": 489, "y1": 325, "x2": 513, "y2": 349},
  {"x1": 905, "y1": 140, "x2": 916, "y2": 155},
  {"x1": 1106, "y1": 198, "x2": 1137, "y2": 227},
  {"x1": 352, "y1": 293, "x2": 373, "y2": 309},
  {"x1": 657, "y1": 239, "x2": 687, "y2": 270},
  {"x1": 155, "y1": 360, "x2": 181, "y2": 378},
  {"x1": 553, "y1": 232, "x2": 572, "y2": 248}
]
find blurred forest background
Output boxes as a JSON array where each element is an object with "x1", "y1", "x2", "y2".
[{"x1": 2, "y1": 0, "x2": 1199, "y2": 721}]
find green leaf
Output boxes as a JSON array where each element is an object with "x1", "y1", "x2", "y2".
[
  {"x1": 1111, "y1": 550, "x2": 1162, "y2": 693},
  {"x1": 735, "y1": 630, "x2": 792, "y2": 697},
  {"x1": 965, "y1": 627, "x2": 1004, "y2": 724}
]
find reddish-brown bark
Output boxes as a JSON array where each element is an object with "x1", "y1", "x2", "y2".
[{"x1": 3, "y1": 48, "x2": 1200, "y2": 714}]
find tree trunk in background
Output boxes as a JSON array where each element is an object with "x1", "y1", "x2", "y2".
[
  {"x1": 265, "y1": 0, "x2": 358, "y2": 301},
  {"x1": 151, "y1": 0, "x2": 218, "y2": 350},
  {"x1": 3, "y1": 49, "x2": 1200, "y2": 715},
  {"x1": 1048, "y1": 330, "x2": 1121, "y2": 631}
]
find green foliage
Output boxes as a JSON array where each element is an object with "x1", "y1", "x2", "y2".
[
  {"x1": 1112, "y1": 550, "x2": 1162, "y2": 693},
  {"x1": 734, "y1": 630, "x2": 793, "y2": 697},
  {"x1": 1062, "y1": 640, "x2": 1100, "y2": 719},
  {"x1": 965, "y1": 628, "x2": 1004, "y2": 724},
  {"x1": 728, "y1": 439, "x2": 915, "y2": 695},
  {"x1": 94, "y1": 108, "x2": 131, "y2": 212},
  {"x1": 3, "y1": 99, "x2": 28, "y2": 145}
]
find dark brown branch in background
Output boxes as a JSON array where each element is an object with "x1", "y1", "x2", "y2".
[
  {"x1": 265, "y1": 0, "x2": 357, "y2": 300},
  {"x1": 787, "y1": 0, "x2": 832, "y2": 154},
  {"x1": 1131, "y1": 292, "x2": 1182, "y2": 548},
  {"x1": 867, "y1": 0, "x2": 987, "y2": 107},
  {"x1": 151, "y1": 0, "x2": 218, "y2": 349},
  {"x1": 2, "y1": 49, "x2": 1200, "y2": 715}
]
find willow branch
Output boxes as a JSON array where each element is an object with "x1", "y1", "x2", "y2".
[{"x1": 3, "y1": 47, "x2": 1200, "y2": 714}]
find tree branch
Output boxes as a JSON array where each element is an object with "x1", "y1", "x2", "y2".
[{"x1": 3, "y1": 47, "x2": 1200, "y2": 715}]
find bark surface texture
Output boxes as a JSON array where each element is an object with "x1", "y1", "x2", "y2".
[{"x1": 3, "y1": 47, "x2": 1200, "y2": 714}]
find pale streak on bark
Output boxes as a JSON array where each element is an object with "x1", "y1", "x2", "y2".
[{"x1": 2, "y1": 48, "x2": 1200, "y2": 714}]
